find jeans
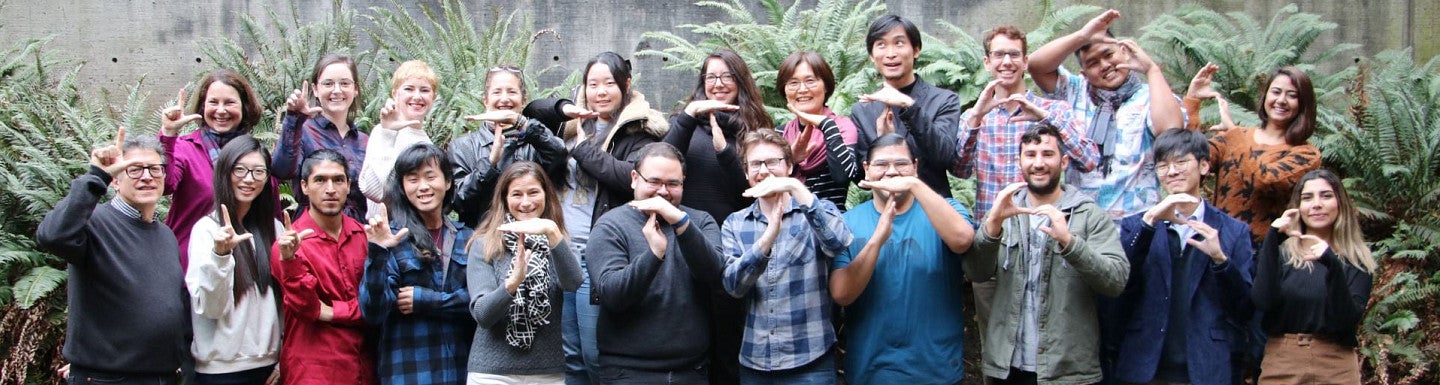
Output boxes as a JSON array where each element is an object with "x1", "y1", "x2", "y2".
[
  {"x1": 595, "y1": 365, "x2": 707, "y2": 385},
  {"x1": 194, "y1": 365, "x2": 274, "y2": 385},
  {"x1": 68, "y1": 366, "x2": 180, "y2": 385},
  {"x1": 566, "y1": 255, "x2": 601, "y2": 385},
  {"x1": 737, "y1": 349, "x2": 836, "y2": 385}
]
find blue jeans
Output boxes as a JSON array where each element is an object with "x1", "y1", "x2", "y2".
[
  {"x1": 737, "y1": 349, "x2": 836, "y2": 385},
  {"x1": 194, "y1": 365, "x2": 274, "y2": 385},
  {"x1": 68, "y1": 366, "x2": 180, "y2": 385},
  {"x1": 594, "y1": 365, "x2": 707, "y2": 385},
  {"x1": 566, "y1": 255, "x2": 601, "y2": 385}
]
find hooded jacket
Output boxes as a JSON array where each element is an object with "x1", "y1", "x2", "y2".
[
  {"x1": 964, "y1": 185, "x2": 1128, "y2": 385},
  {"x1": 524, "y1": 90, "x2": 670, "y2": 225}
]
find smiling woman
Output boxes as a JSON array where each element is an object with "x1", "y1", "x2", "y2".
[{"x1": 359, "y1": 60, "x2": 440, "y2": 220}]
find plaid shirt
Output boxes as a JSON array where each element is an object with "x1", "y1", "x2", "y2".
[
  {"x1": 360, "y1": 220, "x2": 475, "y2": 385},
  {"x1": 272, "y1": 112, "x2": 369, "y2": 220},
  {"x1": 722, "y1": 197, "x2": 853, "y2": 371},
  {"x1": 954, "y1": 91, "x2": 1099, "y2": 217}
]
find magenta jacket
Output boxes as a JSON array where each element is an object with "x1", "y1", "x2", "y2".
[{"x1": 160, "y1": 130, "x2": 216, "y2": 271}]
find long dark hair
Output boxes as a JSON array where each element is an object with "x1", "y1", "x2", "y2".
[
  {"x1": 386, "y1": 143, "x2": 456, "y2": 262},
  {"x1": 583, "y1": 52, "x2": 634, "y2": 122},
  {"x1": 685, "y1": 49, "x2": 773, "y2": 132},
  {"x1": 191, "y1": 69, "x2": 263, "y2": 134},
  {"x1": 467, "y1": 162, "x2": 567, "y2": 261},
  {"x1": 1258, "y1": 66, "x2": 1317, "y2": 146},
  {"x1": 211, "y1": 135, "x2": 278, "y2": 301}
]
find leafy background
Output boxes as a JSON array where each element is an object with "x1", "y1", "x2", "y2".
[{"x1": 1, "y1": 0, "x2": 1436, "y2": 384}]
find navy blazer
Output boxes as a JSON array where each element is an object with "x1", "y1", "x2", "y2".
[{"x1": 1115, "y1": 203, "x2": 1254, "y2": 384}]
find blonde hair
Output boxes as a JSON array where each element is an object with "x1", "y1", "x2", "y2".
[
  {"x1": 390, "y1": 60, "x2": 439, "y2": 92},
  {"x1": 1282, "y1": 169, "x2": 1376, "y2": 273}
]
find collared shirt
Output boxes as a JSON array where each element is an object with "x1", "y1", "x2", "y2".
[
  {"x1": 721, "y1": 198, "x2": 853, "y2": 371},
  {"x1": 1013, "y1": 213, "x2": 1052, "y2": 371},
  {"x1": 955, "y1": 91, "x2": 1099, "y2": 217},
  {"x1": 108, "y1": 197, "x2": 157, "y2": 222},
  {"x1": 272, "y1": 113, "x2": 369, "y2": 221},
  {"x1": 1044, "y1": 67, "x2": 1187, "y2": 219},
  {"x1": 360, "y1": 220, "x2": 475, "y2": 385},
  {"x1": 1167, "y1": 203, "x2": 1206, "y2": 250},
  {"x1": 272, "y1": 211, "x2": 375, "y2": 385}
]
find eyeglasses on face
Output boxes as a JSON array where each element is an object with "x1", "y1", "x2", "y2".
[
  {"x1": 1155, "y1": 158, "x2": 1197, "y2": 173},
  {"x1": 232, "y1": 165, "x2": 269, "y2": 180},
  {"x1": 785, "y1": 78, "x2": 821, "y2": 92},
  {"x1": 124, "y1": 164, "x2": 167, "y2": 179},
  {"x1": 867, "y1": 159, "x2": 915, "y2": 172},
  {"x1": 987, "y1": 50, "x2": 1024, "y2": 61},
  {"x1": 635, "y1": 169, "x2": 684, "y2": 190},
  {"x1": 703, "y1": 73, "x2": 736, "y2": 86},
  {"x1": 746, "y1": 157, "x2": 787, "y2": 173}
]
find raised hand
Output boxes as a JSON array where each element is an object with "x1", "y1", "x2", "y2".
[
  {"x1": 160, "y1": 88, "x2": 203, "y2": 136},
  {"x1": 875, "y1": 107, "x2": 896, "y2": 137},
  {"x1": 873, "y1": 199, "x2": 899, "y2": 242},
  {"x1": 1115, "y1": 39, "x2": 1158, "y2": 74},
  {"x1": 1270, "y1": 208, "x2": 1302, "y2": 237},
  {"x1": 496, "y1": 218, "x2": 563, "y2": 243},
  {"x1": 1184, "y1": 221, "x2": 1227, "y2": 263},
  {"x1": 397, "y1": 286, "x2": 415, "y2": 314},
  {"x1": 277, "y1": 211, "x2": 315, "y2": 261},
  {"x1": 562, "y1": 103, "x2": 601, "y2": 120},
  {"x1": 683, "y1": 99, "x2": 739, "y2": 117},
  {"x1": 710, "y1": 113, "x2": 727, "y2": 152},
  {"x1": 1004, "y1": 94, "x2": 1049, "y2": 123},
  {"x1": 641, "y1": 213, "x2": 668, "y2": 259},
  {"x1": 786, "y1": 103, "x2": 823, "y2": 161},
  {"x1": 1033, "y1": 204, "x2": 1074, "y2": 248},
  {"x1": 858, "y1": 176, "x2": 919, "y2": 195},
  {"x1": 464, "y1": 110, "x2": 521, "y2": 126},
  {"x1": 743, "y1": 177, "x2": 804, "y2": 199},
  {"x1": 1297, "y1": 234, "x2": 1329, "y2": 262},
  {"x1": 1187, "y1": 62, "x2": 1221, "y2": 100},
  {"x1": 1142, "y1": 193, "x2": 1201, "y2": 226},
  {"x1": 90, "y1": 126, "x2": 143, "y2": 176},
  {"x1": 379, "y1": 98, "x2": 423, "y2": 131},
  {"x1": 504, "y1": 235, "x2": 530, "y2": 295},
  {"x1": 365, "y1": 204, "x2": 411, "y2": 248},
  {"x1": 984, "y1": 182, "x2": 1035, "y2": 237},
  {"x1": 1079, "y1": 9, "x2": 1122, "y2": 43},
  {"x1": 628, "y1": 197, "x2": 686, "y2": 225},
  {"x1": 211, "y1": 204, "x2": 255, "y2": 256},
  {"x1": 972, "y1": 80, "x2": 1004, "y2": 116},
  {"x1": 1210, "y1": 97, "x2": 1236, "y2": 132},
  {"x1": 858, "y1": 84, "x2": 914, "y2": 109},
  {"x1": 286, "y1": 81, "x2": 323, "y2": 117}
]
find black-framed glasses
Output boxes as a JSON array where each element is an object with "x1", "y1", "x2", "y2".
[
  {"x1": 987, "y1": 50, "x2": 1024, "y2": 61},
  {"x1": 746, "y1": 158, "x2": 787, "y2": 173},
  {"x1": 636, "y1": 169, "x2": 684, "y2": 190},
  {"x1": 124, "y1": 164, "x2": 167, "y2": 179},
  {"x1": 703, "y1": 73, "x2": 736, "y2": 86},
  {"x1": 232, "y1": 166, "x2": 269, "y2": 180},
  {"x1": 785, "y1": 78, "x2": 821, "y2": 92},
  {"x1": 867, "y1": 159, "x2": 915, "y2": 172}
]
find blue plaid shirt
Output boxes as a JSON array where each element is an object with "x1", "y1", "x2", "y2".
[
  {"x1": 360, "y1": 220, "x2": 475, "y2": 385},
  {"x1": 722, "y1": 197, "x2": 853, "y2": 371}
]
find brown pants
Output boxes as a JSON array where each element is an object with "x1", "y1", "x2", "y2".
[{"x1": 1259, "y1": 334, "x2": 1361, "y2": 385}]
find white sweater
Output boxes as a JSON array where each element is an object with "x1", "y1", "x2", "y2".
[
  {"x1": 358, "y1": 127, "x2": 432, "y2": 220},
  {"x1": 185, "y1": 216, "x2": 285, "y2": 374}
]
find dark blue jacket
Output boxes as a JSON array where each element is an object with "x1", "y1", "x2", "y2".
[{"x1": 1115, "y1": 204, "x2": 1253, "y2": 384}]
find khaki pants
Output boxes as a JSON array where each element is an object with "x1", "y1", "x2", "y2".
[{"x1": 1258, "y1": 334, "x2": 1361, "y2": 385}]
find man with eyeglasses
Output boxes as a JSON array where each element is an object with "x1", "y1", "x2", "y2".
[
  {"x1": 1112, "y1": 128, "x2": 1253, "y2": 385},
  {"x1": 955, "y1": 25, "x2": 1100, "y2": 384},
  {"x1": 829, "y1": 133, "x2": 976, "y2": 385},
  {"x1": 585, "y1": 142, "x2": 726, "y2": 384},
  {"x1": 849, "y1": 15, "x2": 962, "y2": 198},
  {"x1": 38, "y1": 131, "x2": 193, "y2": 385},
  {"x1": 718, "y1": 130, "x2": 852, "y2": 383}
]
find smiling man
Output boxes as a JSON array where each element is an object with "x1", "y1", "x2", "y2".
[
  {"x1": 38, "y1": 133, "x2": 193, "y2": 385},
  {"x1": 848, "y1": 15, "x2": 962, "y2": 198}
]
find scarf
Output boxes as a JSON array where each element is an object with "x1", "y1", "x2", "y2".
[
  {"x1": 782, "y1": 107, "x2": 858, "y2": 183},
  {"x1": 1087, "y1": 73, "x2": 1143, "y2": 176},
  {"x1": 200, "y1": 127, "x2": 245, "y2": 162},
  {"x1": 502, "y1": 214, "x2": 554, "y2": 349}
]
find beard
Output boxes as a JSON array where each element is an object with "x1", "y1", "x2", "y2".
[
  {"x1": 310, "y1": 202, "x2": 344, "y2": 217},
  {"x1": 1026, "y1": 173, "x2": 1061, "y2": 195}
]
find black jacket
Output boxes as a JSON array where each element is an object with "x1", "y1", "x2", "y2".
[
  {"x1": 448, "y1": 118, "x2": 567, "y2": 228},
  {"x1": 849, "y1": 75, "x2": 962, "y2": 197}
]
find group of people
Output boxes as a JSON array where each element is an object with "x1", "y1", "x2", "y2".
[{"x1": 39, "y1": 8, "x2": 1373, "y2": 385}]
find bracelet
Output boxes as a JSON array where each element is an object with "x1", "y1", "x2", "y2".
[{"x1": 672, "y1": 212, "x2": 691, "y2": 229}]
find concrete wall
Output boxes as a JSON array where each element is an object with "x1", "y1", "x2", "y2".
[{"x1": 1, "y1": 0, "x2": 1432, "y2": 111}]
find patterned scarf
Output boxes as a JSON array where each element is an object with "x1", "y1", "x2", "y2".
[
  {"x1": 782, "y1": 107, "x2": 858, "y2": 183},
  {"x1": 200, "y1": 127, "x2": 245, "y2": 162},
  {"x1": 502, "y1": 214, "x2": 554, "y2": 349},
  {"x1": 1087, "y1": 73, "x2": 1143, "y2": 176}
]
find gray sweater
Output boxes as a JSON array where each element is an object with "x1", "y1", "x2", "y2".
[
  {"x1": 585, "y1": 204, "x2": 724, "y2": 371},
  {"x1": 36, "y1": 167, "x2": 191, "y2": 374},
  {"x1": 466, "y1": 238, "x2": 584, "y2": 375}
]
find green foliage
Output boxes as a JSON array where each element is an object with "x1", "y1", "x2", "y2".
[
  {"x1": 637, "y1": 0, "x2": 886, "y2": 122},
  {"x1": 1141, "y1": 3, "x2": 1359, "y2": 131}
]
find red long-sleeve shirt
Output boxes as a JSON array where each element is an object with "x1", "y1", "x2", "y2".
[{"x1": 269, "y1": 211, "x2": 376, "y2": 385}]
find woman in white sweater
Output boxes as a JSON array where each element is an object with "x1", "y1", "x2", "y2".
[
  {"x1": 359, "y1": 60, "x2": 439, "y2": 219},
  {"x1": 185, "y1": 135, "x2": 284, "y2": 384}
]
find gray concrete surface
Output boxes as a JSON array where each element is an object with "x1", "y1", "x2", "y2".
[{"x1": 1, "y1": 0, "x2": 1432, "y2": 112}]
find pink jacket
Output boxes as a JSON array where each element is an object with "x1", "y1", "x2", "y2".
[{"x1": 160, "y1": 130, "x2": 215, "y2": 270}]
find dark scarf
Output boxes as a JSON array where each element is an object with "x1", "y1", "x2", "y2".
[
  {"x1": 201, "y1": 127, "x2": 246, "y2": 162},
  {"x1": 502, "y1": 214, "x2": 554, "y2": 349},
  {"x1": 1088, "y1": 73, "x2": 1143, "y2": 175}
]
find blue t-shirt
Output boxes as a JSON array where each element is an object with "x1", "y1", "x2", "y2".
[{"x1": 833, "y1": 198, "x2": 975, "y2": 384}]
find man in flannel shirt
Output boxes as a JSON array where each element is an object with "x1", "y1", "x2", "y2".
[
  {"x1": 720, "y1": 130, "x2": 853, "y2": 383},
  {"x1": 829, "y1": 134, "x2": 977, "y2": 385},
  {"x1": 953, "y1": 24, "x2": 1099, "y2": 377}
]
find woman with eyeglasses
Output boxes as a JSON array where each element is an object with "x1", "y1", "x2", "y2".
[
  {"x1": 1251, "y1": 169, "x2": 1374, "y2": 384},
  {"x1": 274, "y1": 54, "x2": 370, "y2": 221},
  {"x1": 463, "y1": 162, "x2": 583, "y2": 385},
  {"x1": 450, "y1": 64, "x2": 568, "y2": 228},
  {"x1": 776, "y1": 51, "x2": 862, "y2": 211},
  {"x1": 159, "y1": 69, "x2": 269, "y2": 270},
  {"x1": 519, "y1": 51, "x2": 667, "y2": 384},
  {"x1": 185, "y1": 135, "x2": 284, "y2": 385},
  {"x1": 360, "y1": 60, "x2": 440, "y2": 220}
]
